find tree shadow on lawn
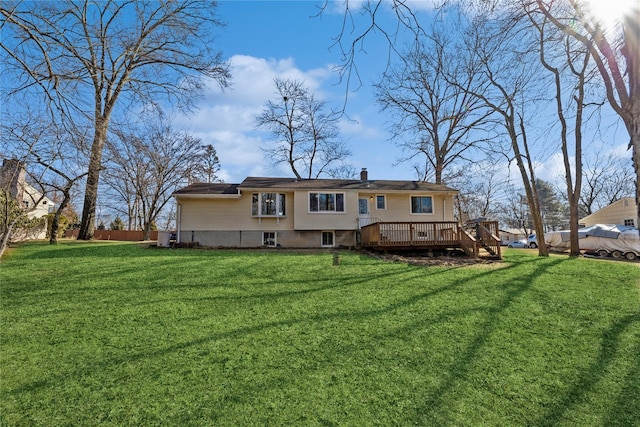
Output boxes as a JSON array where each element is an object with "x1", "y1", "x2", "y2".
[
  {"x1": 5, "y1": 258, "x2": 500, "y2": 395},
  {"x1": 8, "y1": 254, "x2": 638, "y2": 424},
  {"x1": 6, "y1": 261, "x2": 521, "y2": 426},
  {"x1": 407, "y1": 256, "x2": 640, "y2": 425},
  {"x1": 392, "y1": 256, "x2": 567, "y2": 422},
  {"x1": 533, "y1": 312, "x2": 640, "y2": 427}
]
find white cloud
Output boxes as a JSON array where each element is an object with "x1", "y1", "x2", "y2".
[
  {"x1": 173, "y1": 55, "x2": 340, "y2": 182},
  {"x1": 338, "y1": 114, "x2": 381, "y2": 140}
]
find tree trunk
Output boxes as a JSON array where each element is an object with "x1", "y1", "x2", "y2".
[
  {"x1": 143, "y1": 222, "x2": 151, "y2": 241},
  {"x1": 623, "y1": 7, "x2": 640, "y2": 234},
  {"x1": 77, "y1": 117, "x2": 109, "y2": 240},
  {"x1": 49, "y1": 211, "x2": 60, "y2": 245},
  {"x1": 49, "y1": 188, "x2": 72, "y2": 245},
  {"x1": 633, "y1": 130, "x2": 640, "y2": 233},
  {"x1": 513, "y1": 117, "x2": 549, "y2": 256}
]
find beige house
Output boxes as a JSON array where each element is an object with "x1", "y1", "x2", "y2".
[
  {"x1": 579, "y1": 197, "x2": 636, "y2": 228},
  {"x1": 172, "y1": 170, "x2": 459, "y2": 248},
  {"x1": 1, "y1": 159, "x2": 54, "y2": 240}
]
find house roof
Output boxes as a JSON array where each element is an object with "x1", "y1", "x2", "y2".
[
  {"x1": 173, "y1": 177, "x2": 458, "y2": 196},
  {"x1": 238, "y1": 177, "x2": 458, "y2": 192},
  {"x1": 172, "y1": 182, "x2": 240, "y2": 196}
]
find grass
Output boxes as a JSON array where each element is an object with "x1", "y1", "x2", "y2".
[{"x1": 1, "y1": 241, "x2": 639, "y2": 426}]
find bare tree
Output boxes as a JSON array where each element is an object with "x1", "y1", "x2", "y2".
[
  {"x1": 256, "y1": 78, "x2": 352, "y2": 179},
  {"x1": 580, "y1": 152, "x2": 635, "y2": 215},
  {"x1": 0, "y1": 158, "x2": 49, "y2": 257},
  {"x1": 191, "y1": 144, "x2": 222, "y2": 183},
  {"x1": 450, "y1": 162, "x2": 506, "y2": 222},
  {"x1": 103, "y1": 111, "x2": 203, "y2": 240},
  {"x1": 375, "y1": 22, "x2": 493, "y2": 184},
  {"x1": 36, "y1": 161, "x2": 88, "y2": 245},
  {"x1": 498, "y1": 187, "x2": 534, "y2": 235},
  {"x1": 534, "y1": 1, "x2": 640, "y2": 234},
  {"x1": 525, "y1": 6, "x2": 592, "y2": 256},
  {"x1": 327, "y1": 1, "x2": 578, "y2": 256},
  {"x1": 455, "y1": 13, "x2": 551, "y2": 255},
  {"x1": 1, "y1": 0, "x2": 231, "y2": 240},
  {"x1": 1, "y1": 110, "x2": 90, "y2": 245}
]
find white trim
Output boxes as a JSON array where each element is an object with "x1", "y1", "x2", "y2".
[
  {"x1": 409, "y1": 195, "x2": 435, "y2": 215},
  {"x1": 308, "y1": 191, "x2": 346, "y2": 213},
  {"x1": 321, "y1": 231, "x2": 335, "y2": 247},
  {"x1": 252, "y1": 192, "x2": 286, "y2": 218},
  {"x1": 174, "y1": 193, "x2": 241, "y2": 199},
  {"x1": 176, "y1": 203, "x2": 181, "y2": 242},
  {"x1": 262, "y1": 231, "x2": 277, "y2": 247}
]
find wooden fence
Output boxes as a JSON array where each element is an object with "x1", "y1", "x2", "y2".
[{"x1": 65, "y1": 229, "x2": 159, "y2": 241}]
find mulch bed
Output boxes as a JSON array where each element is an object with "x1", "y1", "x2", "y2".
[{"x1": 362, "y1": 250, "x2": 502, "y2": 266}]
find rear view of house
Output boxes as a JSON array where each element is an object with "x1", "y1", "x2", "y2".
[{"x1": 172, "y1": 169, "x2": 460, "y2": 249}]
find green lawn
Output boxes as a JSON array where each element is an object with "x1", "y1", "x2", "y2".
[{"x1": 1, "y1": 241, "x2": 639, "y2": 426}]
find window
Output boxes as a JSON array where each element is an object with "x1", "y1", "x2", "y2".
[
  {"x1": 376, "y1": 195, "x2": 386, "y2": 210},
  {"x1": 321, "y1": 231, "x2": 334, "y2": 247},
  {"x1": 309, "y1": 192, "x2": 345, "y2": 212},
  {"x1": 252, "y1": 193, "x2": 285, "y2": 217},
  {"x1": 263, "y1": 232, "x2": 277, "y2": 247},
  {"x1": 359, "y1": 198, "x2": 368, "y2": 215},
  {"x1": 411, "y1": 196, "x2": 433, "y2": 214},
  {"x1": 624, "y1": 219, "x2": 635, "y2": 227}
]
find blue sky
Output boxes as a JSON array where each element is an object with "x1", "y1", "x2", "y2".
[
  {"x1": 174, "y1": 0, "x2": 442, "y2": 183},
  {"x1": 173, "y1": 0, "x2": 630, "y2": 187}
]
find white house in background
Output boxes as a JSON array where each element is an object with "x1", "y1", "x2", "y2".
[
  {"x1": 579, "y1": 197, "x2": 636, "y2": 228},
  {"x1": 499, "y1": 228, "x2": 531, "y2": 245},
  {"x1": 1, "y1": 159, "x2": 54, "y2": 240}
]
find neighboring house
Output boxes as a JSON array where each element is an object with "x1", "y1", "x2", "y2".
[
  {"x1": 172, "y1": 169, "x2": 460, "y2": 249},
  {"x1": 1, "y1": 159, "x2": 54, "y2": 240},
  {"x1": 579, "y1": 197, "x2": 636, "y2": 228},
  {"x1": 499, "y1": 228, "x2": 531, "y2": 245}
]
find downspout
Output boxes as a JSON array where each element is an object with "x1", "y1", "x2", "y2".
[
  {"x1": 443, "y1": 198, "x2": 446, "y2": 221},
  {"x1": 176, "y1": 202, "x2": 181, "y2": 242}
]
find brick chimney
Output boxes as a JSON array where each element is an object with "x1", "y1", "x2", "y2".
[
  {"x1": 1, "y1": 159, "x2": 26, "y2": 201},
  {"x1": 360, "y1": 168, "x2": 368, "y2": 182}
]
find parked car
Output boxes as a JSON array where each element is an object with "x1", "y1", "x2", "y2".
[
  {"x1": 527, "y1": 234, "x2": 538, "y2": 248},
  {"x1": 508, "y1": 239, "x2": 529, "y2": 248}
]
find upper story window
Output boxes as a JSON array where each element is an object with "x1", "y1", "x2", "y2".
[
  {"x1": 309, "y1": 192, "x2": 345, "y2": 213},
  {"x1": 410, "y1": 196, "x2": 433, "y2": 214},
  {"x1": 376, "y1": 195, "x2": 386, "y2": 210},
  {"x1": 252, "y1": 192, "x2": 285, "y2": 217}
]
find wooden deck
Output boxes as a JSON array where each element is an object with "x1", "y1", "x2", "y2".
[{"x1": 360, "y1": 221, "x2": 501, "y2": 259}]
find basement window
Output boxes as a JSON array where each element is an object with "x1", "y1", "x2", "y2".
[
  {"x1": 263, "y1": 232, "x2": 277, "y2": 247},
  {"x1": 321, "y1": 231, "x2": 334, "y2": 247}
]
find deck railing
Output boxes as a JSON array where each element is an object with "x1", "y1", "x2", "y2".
[
  {"x1": 459, "y1": 227, "x2": 478, "y2": 258},
  {"x1": 473, "y1": 221, "x2": 502, "y2": 258},
  {"x1": 361, "y1": 221, "x2": 462, "y2": 248},
  {"x1": 360, "y1": 220, "x2": 502, "y2": 258}
]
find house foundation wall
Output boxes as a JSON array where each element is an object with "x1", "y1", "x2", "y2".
[{"x1": 179, "y1": 230, "x2": 357, "y2": 248}]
